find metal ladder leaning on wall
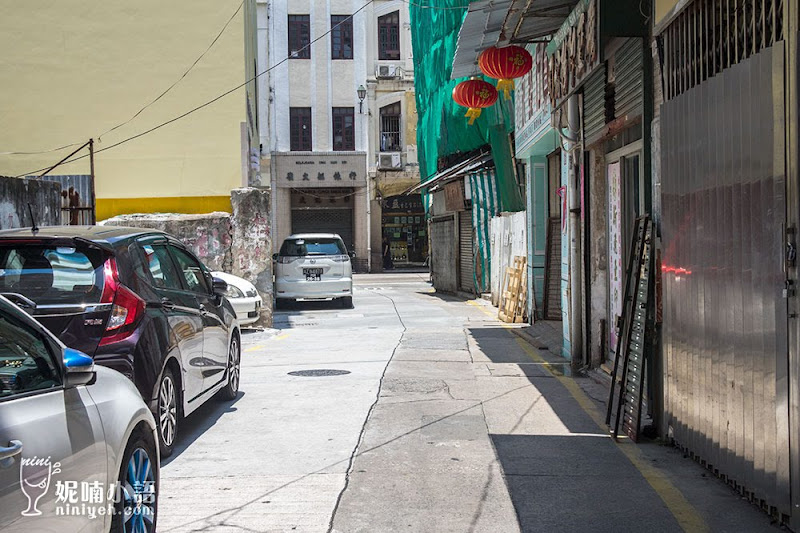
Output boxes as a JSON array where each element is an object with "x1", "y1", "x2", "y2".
[{"x1": 606, "y1": 216, "x2": 655, "y2": 442}]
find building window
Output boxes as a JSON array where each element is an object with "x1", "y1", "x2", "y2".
[
  {"x1": 380, "y1": 102, "x2": 401, "y2": 152},
  {"x1": 288, "y1": 15, "x2": 310, "y2": 59},
  {"x1": 290, "y1": 108, "x2": 312, "y2": 151},
  {"x1": 332, "y1": 107, "x2": 355, "y2": 151},
  {"x1": 378, "y1": 11, "x2": 400, "y2": 60},
  {"x1": 331, "y1": 15, "x2": 353, "y2": 60}
]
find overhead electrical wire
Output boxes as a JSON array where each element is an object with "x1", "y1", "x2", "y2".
[
  {"x1": 12, "y1": 0, "x2": 375, "y2": 179},
  {"x1": 399, "y1": 0, "x2": 472, "y2": 9},
  {"x1": 1, "y1": 0, "x2": 244, "y2": 156}
]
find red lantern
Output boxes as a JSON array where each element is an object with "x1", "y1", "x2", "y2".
[
  {"x1": 478, "y1": 45, "x2": 533, "y2": 99},
  {"x1": 452, "y1": 79, "x2": 498, "y2": 125}
]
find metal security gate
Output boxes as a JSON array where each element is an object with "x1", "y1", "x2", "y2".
[
  {"x1": 291, "y1": 208, "x2": 354, "y2": 253},
  {"x1": 430, "y1": 214, "x2": 457, "y2": 293},
  {"x1": 661, "y1": 42, "x2": 789, "y2": 517},
  {"x1": 459, "y1": 211, "x2": 474, "y2": 293}
]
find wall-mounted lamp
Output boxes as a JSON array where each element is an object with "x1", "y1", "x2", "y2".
[{"x1": 357, "y1": 85, "x2": 367, "y2": 114}]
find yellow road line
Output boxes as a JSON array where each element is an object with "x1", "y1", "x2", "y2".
[
  {"x1": 244, "y1": 345, "x2": 263, "y2": 352},
  {"x1": 274, "y1": 333, "x2": 290, "y2": 341},
  {"x1": 467, "y1": 298, "x2": 708, "y2": 533}
]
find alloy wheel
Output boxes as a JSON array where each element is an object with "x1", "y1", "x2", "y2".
[
  {"x1": 158, "y1": 376, "x2": 177, "y2": 447},
  {"x1": 122, "y1": 447, "x2": 156, "y2": 532},
  {"x1": 228, "y1": 337, "x2": 240, "y2": 393}
]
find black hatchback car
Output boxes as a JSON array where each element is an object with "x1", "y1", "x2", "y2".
[{"x1": 0, "y1": 226, "x2": 241, "y2": 456}]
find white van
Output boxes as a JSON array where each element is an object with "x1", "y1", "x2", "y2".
[{"x1": 273, "y1": 233, "x2": 354, "y2": 308}]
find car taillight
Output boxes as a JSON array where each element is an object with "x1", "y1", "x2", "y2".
[
  {"x1": 332, "y1": 255, "x2": 349, "y2": 262},
  {"x1": 99, "y1": 258, "x2": 145, "y2": 347},
  {"x1": 277, "y1": 256, "x2": 299, "y2": 264}
]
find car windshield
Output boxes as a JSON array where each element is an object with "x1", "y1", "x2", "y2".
[
  {"x1": 0, "y1": 244, "x2": 107, "y2": 305},
  {"x1": 279, "y1": 237, "x2": 346, "y2": 256}
]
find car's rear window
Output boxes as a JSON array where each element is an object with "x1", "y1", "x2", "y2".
[
  {"x1": 0, "y1": 244, "x2": 107, "y2": 305},
  {"x1": 279, "y1": 238, "x2": 346, "y2": 256}
]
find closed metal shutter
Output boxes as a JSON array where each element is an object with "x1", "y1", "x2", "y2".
[
  {"x1": 291, "y1": 208, "x2": 354, "y2": 253},
  {"x1": 614, "y1": 38, "x2": 643, "y2": 121},
  {"x1": 430, "y1": 215, "x2": 457, "y2": 293},
  {"x1": 583, "y1": 65, "x2": 607, "y2": 145},
  {"x1": 459, "y1": 211, "x2": 474, "y2": 293}
]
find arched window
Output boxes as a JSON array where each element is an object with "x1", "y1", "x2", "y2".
[{"x1": 379, "y1": 102, "x2": 401, "y2": 152}]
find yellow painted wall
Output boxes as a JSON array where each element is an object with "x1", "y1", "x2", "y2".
[{"x1": 0, "y1": 1, "x2": 246, "y2": 216}]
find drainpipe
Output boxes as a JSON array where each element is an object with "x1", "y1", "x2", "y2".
[{"x1": 567, "y1": 95, "x2": 583, "y2": 369}]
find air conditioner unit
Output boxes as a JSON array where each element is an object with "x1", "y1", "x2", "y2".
[
  {"x1": 378, "y1": 152, "x2": 403, "y2": 170},
  {"x1": 376, "y1": 64, "x2": 402, "y2": 79}
]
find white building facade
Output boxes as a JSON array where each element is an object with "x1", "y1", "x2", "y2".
[{"x1": 256, "y1": 0, "x2": 420, "y2": 271}]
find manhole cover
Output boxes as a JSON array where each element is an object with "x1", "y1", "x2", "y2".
[{"x1": 288, "y1": 369, "x2": 351, "y2": 377}]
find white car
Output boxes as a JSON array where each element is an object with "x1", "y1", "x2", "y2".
[
  {"x1": 0, "y1": 295, "x2": 159, "y2": 532},
  {"x1": 211, "y1": 271, "x2": 263, "y2": 326},
  {"x1": 273, "y1": 233, "x2": 354, "y2": 309}
]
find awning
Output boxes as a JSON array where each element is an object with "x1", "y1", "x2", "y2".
[
  {"x1": 407, "y1": 152, "x2": 493, "y2": 194},
  {"x1": 451, "y1": 0, "x2": 578, "y2": 80}
]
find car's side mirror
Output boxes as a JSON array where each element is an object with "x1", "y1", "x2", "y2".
[
  {"x1": 349, "y1": 251, "x2": 356, "y2": 259},
  {"x1": 63, "y1": 348, "x2": 95, "y2": 387},
  {"x1": 272, "y1": 253, "x2": 279, "y2": 261},
  {"x1": 212, "y1": 277, "x2": 228, "y2": 296}
]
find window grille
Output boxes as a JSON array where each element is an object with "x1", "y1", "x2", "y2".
[
  {"x1": 662, "y1": 0, "x2": 784, "y2": 100},
  {"x1": 380, "y1": 102, "x2": 401, "y2": 152}
]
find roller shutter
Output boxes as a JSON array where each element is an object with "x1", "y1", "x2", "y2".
[{"x1": 459, "y1": 211, "x2": 474, "y2": 293}]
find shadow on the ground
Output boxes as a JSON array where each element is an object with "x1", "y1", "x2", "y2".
[
  {"x1": 162, "y1": 391, "x2": 245, "y2": 465},
  {"x1": 468, "y1": 325, "x2": 687, "y2": 531}
]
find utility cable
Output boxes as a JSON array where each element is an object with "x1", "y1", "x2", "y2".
[
  {"x1": 97, "y1": 0, "x2": 245, "y2": 140},
  {"x1": 399, "y1": 0, "x2": 472, "y2": 9},
  {"x1": 12, "y1": 0, "x2": 375, "y2": 179},
  {"x1": 2, "y1": 1, "x2": 244, "y2": 156}
]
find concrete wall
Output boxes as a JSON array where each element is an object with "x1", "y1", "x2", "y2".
[
  {"x1": 0, "y1": 176, "x2": 61, "y2": 230},
  {"x1": 231, "y1": 187, "x2": 272, "y2": 326},
  {"x1": 101, "y1": 190, "x2": 274, "y2": 327},
  {"x1": 0, "y1": 1, "x2": 249, "y2": 219},
  {"x1": 102, "y1": 212, "x2": 233, "y2": 272}
]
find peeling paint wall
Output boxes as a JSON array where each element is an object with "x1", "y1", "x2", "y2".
[
  {"x1": 100, "y1": 191, "x2": 273, "y2": 327},
  {"x1": 231, "y1": 187, "x2": 272, "y2": 327},
  {"x1": 101, "y1": 212, "x2": 233, "y2": 271},
  {"x1": 0, "y1": 176, "x2": 61, "y2": 230}
]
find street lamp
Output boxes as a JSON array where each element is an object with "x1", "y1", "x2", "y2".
[{"x1": 357, "y1": 85, "x2": 367, "y2": 113}]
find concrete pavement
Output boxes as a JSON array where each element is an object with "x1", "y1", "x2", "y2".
[{"x1": 158, "y1": 273, "x2": 778, "y2": 533}]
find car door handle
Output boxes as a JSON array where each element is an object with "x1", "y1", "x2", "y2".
[
  {"x1": 161, "y1": 297, "x2": 175, "y2": 310},
  {"x1": 0, "y1": 440, "x2": 23, "y2": 461}
]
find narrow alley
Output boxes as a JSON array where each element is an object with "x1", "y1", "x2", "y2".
[{"x1": 157, "y1": 274, "x2": 776, "y2": 533}]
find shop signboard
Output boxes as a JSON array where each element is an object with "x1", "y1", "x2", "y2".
[
  {"x1": 273, "y1": 152, "x2": 367, "y2": 188},
  {"x1": 515, "y1": 43, "x2": 552, "y2": 157}
]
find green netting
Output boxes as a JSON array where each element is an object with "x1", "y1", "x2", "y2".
[{"x1": 410, "y1": 1, "x2": 524, "y2": 213}]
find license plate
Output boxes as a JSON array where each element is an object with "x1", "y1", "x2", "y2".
[{"x1": 303, "y1": 268, "x2": 323, "y2": 281}]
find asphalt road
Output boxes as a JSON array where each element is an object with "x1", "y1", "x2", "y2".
[{"x1": 157, "y1": 273, "x2": 777, "y2": 533}]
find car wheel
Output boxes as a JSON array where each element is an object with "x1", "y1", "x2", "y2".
[
  {"x1": 340, "y1": 296, "x2": 353, "y2": 309},
  {"x1": 156, "y1": 367, "x2": 179, "y2": 457},
  {"x1": 218, "y1": 335, "x2": 240, "y2": 401},
  {"x1": 111, "y1": 429, "x2": 158, "y2": 533}
]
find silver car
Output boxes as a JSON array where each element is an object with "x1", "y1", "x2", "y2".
[
  {"x1": 273, "y1": 233, "x2": 354, "y2": 308},
  {"x1": 0, "y1": 295, "x2": 159, "y2": 532}
]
